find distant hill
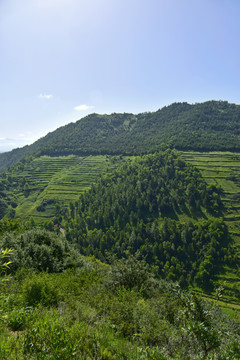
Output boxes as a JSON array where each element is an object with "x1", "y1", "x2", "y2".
[{"x1": 0, "y1": 100, "x2": 240, "y2": 172}]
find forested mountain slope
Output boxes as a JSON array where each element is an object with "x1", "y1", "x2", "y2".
[
  {"x1": 59, "y1": 151, "x2": 235, "y2": 292},
  {"x1": 0, "y1": 100, "x2": 240, "y2": 172},
  {"x1": 0, "y1": 150, "x2": 239, "y2": 301}
]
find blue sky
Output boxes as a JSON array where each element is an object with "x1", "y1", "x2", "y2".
[{"x1": 1, "y1": 0, "x2": 240, "y2": 151}]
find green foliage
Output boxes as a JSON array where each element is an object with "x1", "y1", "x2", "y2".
[
  {"x1": 106, "y1": 252, "x2": 155, "y2": 296},
  {"x1": 0, "y1": 154, "x2": 124, "y2": 223},
  {"x1": 22, "y1": 273, "x2": 61, "y2": 307},
  {"x1": 62, "y1": 151, "x2": 229, "y2": 289},
  {"x1": 0, "y1": 217, "x2": 26, "y2": 235},
  {"x1": 23, "y1": 319, "x2": 78, "y2": 359},
  {"x1": 23, "y1": 182, "x2": 30, "y2": 197},
  {"x1": 0, "y1": 261, "x2": 239, "y2": 359},
  {"x1": 0, "y1": 198, "x2": 8, "y2": 219},
  {"x1": 1, "y1": 100, "x2": 240, "y2": 172},
  {"x1": 181, "y1": 151, "x2": 240, "y2": 300},
  {"x1": 0, "y1": 248, "x2": 13, "y2": 295},
  {"x1": 0, "y1": 248, "x2": 12, "y2": 275},
  {"x1": 0, "y1": 228, "x2": 83, "y2": 273},
  {"x1": 7, "y1": 307, "x2": 32, "y2": 331},
  {"x1": 0, "y1": 101, "x2": 239, "y2": 357},
  {"x1": 174, "y1": 286, "x2": 220, "y2": 357}
]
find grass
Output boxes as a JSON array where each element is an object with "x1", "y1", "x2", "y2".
[
  {"x1": 181, "y1": 151, "x2": 240, "y2": 304},
  {"x1": 7, "y1": 155, "x2": 130, "y2": 224},
  {"x1": 181, "y1": 151, "x2": 240, "y2": 236},
  {"x1": 0, "y1": 259, "x2": 239, "y2": 359}
]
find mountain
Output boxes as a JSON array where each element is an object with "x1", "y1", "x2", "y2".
[
  {"x1": 0, "y1": 101, "x2": 240, "y2": 358},
  {"x1": 59, "y1": 151, "x2": 232, "y2": 291},
  {"x1": 0, "y1": 100, "x2": 240, "y2": 172}
]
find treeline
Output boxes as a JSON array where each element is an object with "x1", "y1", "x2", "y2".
[
  {"x1": 1, "y1": 100, "x2": 240, "y2": 171},
  {"x1": 58, "y1": 151, "x2": 232, "y2": 290},
  {"x1": 23, "y1": 101, "x2": 240, "y2": 156}
]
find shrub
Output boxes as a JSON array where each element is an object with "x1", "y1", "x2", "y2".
[
  {"x1": 22, "y1": 273, "x2": 61, "y2": 307},
  {"x1": 7, "y1": 307, "x2": 32, "y2": 331},
  {"x1": 0, "y1": 229, "x2": 83, "y2": 273},
  {"x1": 106, "y1": 252, "x2": 156, "y2": 296}
]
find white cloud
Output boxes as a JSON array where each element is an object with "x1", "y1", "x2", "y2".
[
  {"x1": 74, "y1": 104, "x2": 94, "y2": 111},
  {"x1": 0, "y1": 135, "x2": 37, "y2": 152},
  {"x1": 39, "y1": 94, "x2": 53, "y2": 100},
  {"x1": 0, "y1": 138, "x2": 19, "y2": 151}
]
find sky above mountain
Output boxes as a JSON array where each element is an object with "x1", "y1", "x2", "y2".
[{"x1": 1, "y1": 0, "x2": 240, "y2": 151}]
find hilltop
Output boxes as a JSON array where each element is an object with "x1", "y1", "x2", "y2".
[
  {"x1": 60, "y1": 151, "x2": 232, "y2": 291},
  {"x1": 0, "y1": 100, "x2": 240, "y2": 172}
]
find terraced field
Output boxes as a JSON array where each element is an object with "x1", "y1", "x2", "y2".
[
  {"x1": 181, "y1": 152, "x2": 240, "y2": 239},
  {"x1": 3, "y1": 150, "x2": 240, "y2": 306},
  {"x1": 182, "y1": 151, "x2": 240, "y2": 304},
  {"x1": 11, "y1": 155, "x2": 126, "y2": 223},
  {"x1": 11, "y1": 151, "x2": 240, "y2": 233}
]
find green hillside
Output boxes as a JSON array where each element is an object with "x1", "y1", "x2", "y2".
[
  {"x1": 0, "y1": 100, "x2": 239, "y2": 357},
  {"x1": 0, "y1": 148, "x2": 239, "y2": 358},
  {"x1": 0, "y1": 155, "x2": 127, "y2": 224},
  {"x1": 0, "y1": 100, "x2": 240, "y2": 172},
  {"x1": 57, "y1": 151, "x2": 236, "y2": 294},
  {"x1": 181, "y1": 151, "x2": 240, "y2": 302},
  {"x1": 181, "y1": 152, "x2": 240, "y2": 240},
  {"x1": 0, "y1": 230, "x2": 239, "y2": 359},
  {"x1": 1, "y1": 150, "x2": 239, "y2": 302}
]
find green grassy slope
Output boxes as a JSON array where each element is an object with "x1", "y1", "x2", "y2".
[
  {"x1": 181, "y1": 151, "x2": 240, "y2": 303},
  {"x1": 1, "y1": 255, "x2": 239, "y2": 359},
  {"x1": 0, "y1": 224, "x2": 238, "y2": 359},
  {"x1": 4, "y1": 155, "x2": 127, "y2": 224},
  {"x1": 181, "y1": 152, "x2": 240, "y2": 240}
]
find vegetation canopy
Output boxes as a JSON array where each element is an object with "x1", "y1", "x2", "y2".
[
  {"x1": 59, "y1": 151, "x2": 233, "y2": 290},
  {"x1": 0, "y1": 101, "x2": 239, "y2": 358},
  {"x1": 0, "y1": 100, "x2": 240, "y2": 172}
]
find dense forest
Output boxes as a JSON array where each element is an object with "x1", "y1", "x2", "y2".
[
  {"x1": 54, "y1": 151, "x2": 235, "y2": 292},
  {"x1": 0, "y1": 100, "x2": 240, "y2": 172}
]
